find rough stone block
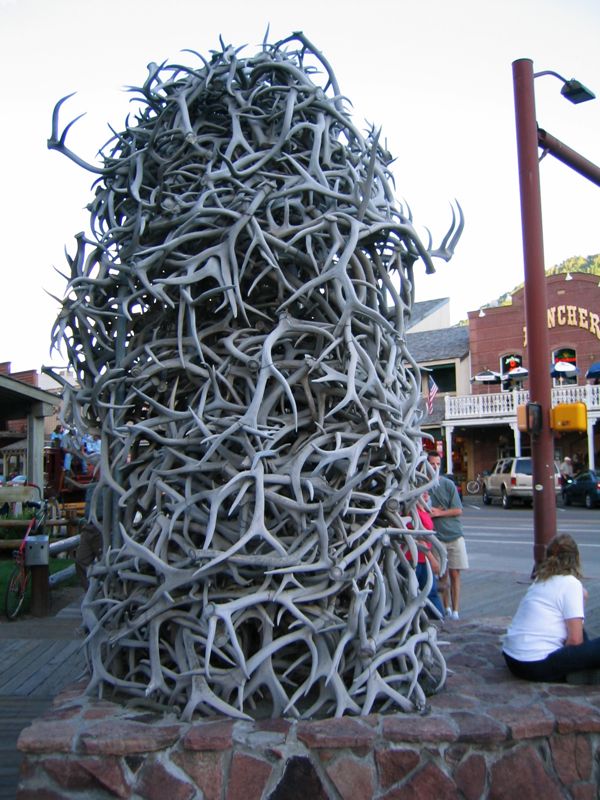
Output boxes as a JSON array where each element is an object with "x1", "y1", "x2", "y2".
[
  {"x1": 254, "y1": 719, "x2": 292, "y2": 735},
  {"x1": 375, "y1": 747, "x2": 420, "y2": 788},
  {"x1": 570, "y1": 783, "x2": 599, "y2": 800},
  {"x1": 546, "y1": 699, "x2": 600, "y2": 734},
  {"x1": 226, "y1": 752, "x2": 272, "y2": 800},
  {"x1": 79, "y1": 719, "x2": 181, "y2": 756},
  {"x1": 79, "y1": 719, "x2": 182, "y2": 755},
  {"x1": 135, "y1": 760, "x2": 196, "y2": 800},
  {"x1": 443, "y1": 744, "x2": 469, "y2": 767},
  {"x1": 81, "y1": 757, "x2": 131, "y2": 798},
  {"x1": 52, "y1": 682, "x2": 88, "y2": 705},
  {"x1": 325, "y1": 754, "x2": 375, "y2": 799},
  {"x1": 42, "y1": 756, "x2": 130, "y2": 797},
  {"x1": 449, "y1": 711, "x2": 508, "y2": 744},
  {"x1": 383, "y1": 714, "x2": 458, "y2": 743},
  {"x1": 16, "y1": 789, "x2": 68, "y2": 800},
  {"x1": 550, "y1": 733, "x2": 593, "y2": 784},
  {"x1": 489, "y1": 745, "x2": 564, "y2": 800},
  {"x1": 381, "y1": 761, "x2": 459, "y2": 799},
  {"x1": 453, "y1": 753, "x2": 487, "y2": 800},
  {"x1": 172, "y1": 750, "x2": 225, "y2": 800},
  {"x1": 41, "y1": 705, "x2": 81, "y2": 721},
  {"x1": 297, "y1": 717, "x2": 376, "y2": 749},
  {"x1": 491, "y1": 704, "x2": 554, "y2": 740},
  {"x1": 17, "y1": 720, "x2": 79, "y2": 754},
  {"x1": 183, "y1": 719, "x2": 234, "y2": 751},
  {"x1": 40, "y1": 758, "x2": 97, "y2": 791}
]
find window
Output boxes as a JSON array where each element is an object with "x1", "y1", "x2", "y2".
[
  {"x1": 500, "y1": 354, "x2": 522, "y2": 375},
  {"x1": 428, "y1": 363, "x2": 456, "y2": 393},
  {"x1": 514, "y1": 458, "x2": 532, "y2": 476},
  {"x1": 552, "y1": 347, "x2": 577, "y2": 385}
]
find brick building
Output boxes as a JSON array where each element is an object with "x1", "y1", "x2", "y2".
[{"x1": 412, "y1": 272, "x2": 600, "y2": 485}]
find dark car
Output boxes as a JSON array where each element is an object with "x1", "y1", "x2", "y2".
[{"x1": 562, "y1": 470, "x2": 600, "y2": 509}]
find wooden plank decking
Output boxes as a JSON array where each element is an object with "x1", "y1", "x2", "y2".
[{"x1": 0, "y1": 593, "x2": 86, "y2": 799}]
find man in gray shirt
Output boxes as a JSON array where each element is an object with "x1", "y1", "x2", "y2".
[{"x1": 426, "y1": 452, "x2": 469, "y2": 620}]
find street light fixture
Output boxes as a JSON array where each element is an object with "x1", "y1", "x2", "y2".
[
  {"x1": 512, "y1": 58, "x2": 597, "y2": 570},
  {"x1": 561, "y1": 80, "x2": 596, "y2": 105},
  {"x1": 534, "y1": 69, "x2": 596, "y2": 104}
]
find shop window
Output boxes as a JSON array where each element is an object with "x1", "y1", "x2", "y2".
[
  {"x1": 552, "y1": 347, "x2": 577, "y2": 385},
  {"x1": 500, "y1": 353, "x2": 522, "y2": 375},
  {"x1": 500, "y1": 353, "x2": 524, "y2": 391},
  {"x1": 428, "y1": 363, "x2": 456, "y2": 393}
]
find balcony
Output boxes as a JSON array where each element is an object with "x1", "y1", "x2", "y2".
[{"x1": 446, "y1": 383, "x2": 600, "y2": 421}]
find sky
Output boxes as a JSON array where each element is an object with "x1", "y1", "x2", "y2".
[{"x1": 0, "y1": 0, "x2": 599, "y2": 372}]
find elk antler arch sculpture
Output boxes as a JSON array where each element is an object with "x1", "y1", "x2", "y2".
[{"x1": 49, "y1": 32, "x2": 462, "y2": 719}]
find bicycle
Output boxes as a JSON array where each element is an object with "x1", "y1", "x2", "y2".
[
  {"x1": 466, "y1": 474, "x2": 484, "y2": 495},
  {"x1": 4, "y1": 499, "x2": 49, "y2": 620}
]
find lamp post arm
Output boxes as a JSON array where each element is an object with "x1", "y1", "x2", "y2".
[
  {"x1": 533, "y1": 69, "x2": 569, "y2": 83},
  {"x1": 537, "y1": 128, "x2": 600, "y2": 187}
]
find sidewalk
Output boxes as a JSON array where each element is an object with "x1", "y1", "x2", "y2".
[{"x1": 0, "y1": 589, "x2": 85, "y2": 800}]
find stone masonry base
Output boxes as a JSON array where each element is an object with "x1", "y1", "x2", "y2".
[{"x1": 16, "y1": 620, "x2": 600, "y2": 799}]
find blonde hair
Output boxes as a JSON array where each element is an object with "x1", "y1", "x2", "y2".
[{"x1": 535, "y1": 534, "x2": 582, "y2": 582}]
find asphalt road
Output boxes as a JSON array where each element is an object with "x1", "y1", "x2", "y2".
[{"x1": 461, "y1": 494, "x2": 600, "y2": 578}]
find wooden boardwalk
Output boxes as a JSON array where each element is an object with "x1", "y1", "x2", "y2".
[
  {"x1": 1, "y1": 572, "x2": 600, "y2": 797},
  {"x1": 0, "y1": 594, "x2": 86, "y2": 799}
]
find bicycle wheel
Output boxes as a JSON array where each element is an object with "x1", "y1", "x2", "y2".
[
  {"x1": 4, "y1": 567, "x2": 30, "y2": 620},
  {"x1": 466, "y1": 480, "x2": 480, "y2": 495}
]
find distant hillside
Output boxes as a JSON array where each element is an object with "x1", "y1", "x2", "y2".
[
  {"x1": 455, "y1": 254, "x2": 600, "y2": 325},
  {"x1": 493, "y1": 254, "x2": 600, "y2": 309}
]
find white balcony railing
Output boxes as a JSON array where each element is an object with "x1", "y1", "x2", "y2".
[{"x1": 446, "y1": 383, "x2": 600, "y2": 421}]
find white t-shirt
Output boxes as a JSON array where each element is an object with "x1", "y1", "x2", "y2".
[{"x1": 503, "y1": 574, "x2": 584, "y2": 662}]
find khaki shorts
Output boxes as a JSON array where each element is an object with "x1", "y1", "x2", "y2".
[{"x1": 441, "y1": 536, "x2": 469, "y2": 570}]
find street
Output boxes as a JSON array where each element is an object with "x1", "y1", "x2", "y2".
[
  {"x1": 461, "y1": 494, "x2": 600, "y2": 577},
  {"x1": 444, "y1": 495, "x2": 600, "y2": 634}
]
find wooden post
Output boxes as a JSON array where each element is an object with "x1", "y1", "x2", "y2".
[{"x1": 30, "y1": 565, "x2": 50, "y2": 616}]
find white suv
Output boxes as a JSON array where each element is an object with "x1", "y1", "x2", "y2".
[{"x1": 482, "y1": 457, "x2": 561, "y2": 508}]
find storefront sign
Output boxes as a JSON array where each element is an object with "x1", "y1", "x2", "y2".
[{"x1": 522, "y1": 304, "x2": 600, "y2": 346}]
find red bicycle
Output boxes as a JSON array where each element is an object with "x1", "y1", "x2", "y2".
[{"x1": 4, "y1": 499, "x2": 49, "y2": 620}]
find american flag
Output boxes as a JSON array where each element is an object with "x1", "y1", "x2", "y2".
[{"x1": 427, "y1": 375, "x2": 439, "y2": 415}]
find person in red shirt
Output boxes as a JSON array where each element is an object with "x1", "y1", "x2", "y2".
[{"x1": 407, "y1": 492, "x2": 445, "y2": 618}]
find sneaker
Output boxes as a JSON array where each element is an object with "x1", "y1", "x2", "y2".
[
  {"x1": 445, "y1": 607, "x2": 452, "y2": 617},
  {"x1": 451, "y1": 610, "x2": 460, "y2": 621}
]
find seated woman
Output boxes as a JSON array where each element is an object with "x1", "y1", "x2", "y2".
[{"x1": 503, "y1": 534, "x2": 600, "y2": 683}]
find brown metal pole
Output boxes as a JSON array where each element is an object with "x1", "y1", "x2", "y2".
[
  {"x1": 538, "y1": 128, "x2": 600, "y2": 187},
  {"x1": 512, "y1": 58, "x2": 557, "y2": 568}
]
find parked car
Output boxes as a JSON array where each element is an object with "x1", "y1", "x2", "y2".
[
  {"x1": 482, "y1": 457, "x2": 561, "y2": 508},
  {"x1": 562, "y1": 470, "x2": 600, "y2": 509}
]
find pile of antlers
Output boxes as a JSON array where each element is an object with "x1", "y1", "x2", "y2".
[{"x1": 49, "y1": 32, "x2": 462, "y2": 719}]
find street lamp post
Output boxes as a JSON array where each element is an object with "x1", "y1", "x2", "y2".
[
  {"x1": 512, "y1": 58, "x2": 597, "y2": 569},
  {"x1": 512, "y1": 58, "x2": 556, "y2": 567}
]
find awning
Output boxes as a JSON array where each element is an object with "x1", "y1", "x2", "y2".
[{"x1": 586, "y1": 361, "x2": 600, "y2": 380}]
